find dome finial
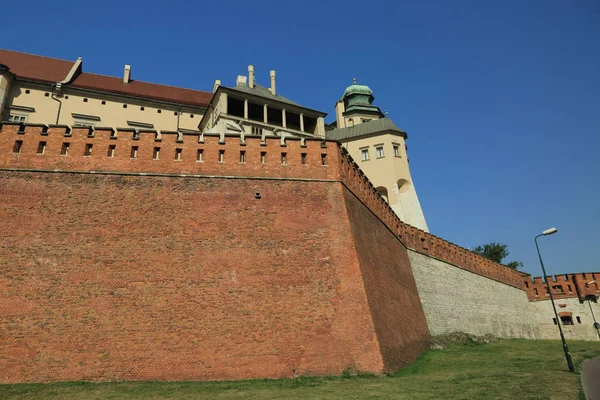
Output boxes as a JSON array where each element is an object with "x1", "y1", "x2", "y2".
[{"x1": 353, "y1": 77, "x2": 356, "y2": 85}]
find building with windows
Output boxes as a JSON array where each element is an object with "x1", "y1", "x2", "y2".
[
  {"x1": 326, "y1": 81, "x2": 429, "y2": 232},
  {"x1": 0, "y1": 49, "x2": 427, "y2": 231},
  {"x1": 0, "y1": 49, "x2": 211, "y2": 131}
]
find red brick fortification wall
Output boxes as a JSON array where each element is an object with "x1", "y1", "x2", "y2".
[
  {"x1": 523, "y1": 273, "x2": 600, "y2": 301},
  {"x1": 342, "y1": 188, "x2": 429, "y2": 371},
  {"x1": 0, "y1": 172, "x2": 388, "y2": 383}
]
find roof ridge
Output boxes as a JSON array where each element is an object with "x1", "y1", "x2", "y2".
[
  {"x1": 79, "y1": 71, "x2": 210, "y2": 93},
  {"x1": 0, "y1": 48, "x2": 75, "y2": 64}
]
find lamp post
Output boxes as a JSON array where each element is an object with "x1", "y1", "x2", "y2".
[
  {"x1": 584, "y1": 281, "x2": 600, "y2": 340},
  {"x1": 535, "y1": 227, "x2": 575, "y2": 372}
]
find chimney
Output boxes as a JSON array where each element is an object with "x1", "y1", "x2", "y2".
[
  {"x1": 236, "y1": 75, "x2": 247, "y2": 86},
  {"x1": 213, "y1": 79, "x2": 221, "y2": 93},
  {"x1": 270, "y1": 70, "x2": 276, "y2": 95},
  {"x1": 123, "y1": 64, "x2": 131, "y2": 84},
  {"x1": 248, "y1": 65, "x2": 255, "y2": 89}
]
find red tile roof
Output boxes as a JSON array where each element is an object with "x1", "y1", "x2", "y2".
[
  {"x1": 0, "y1": 49, "x2": 212, "y2": 108},
  {"x1": 0, "y1": 49, "x2": 74, "y2": 83}
]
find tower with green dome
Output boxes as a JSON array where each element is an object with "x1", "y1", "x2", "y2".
[
  {"x1": 327, "y1": 79, "x2": 429, "y2": 232},
  {"x1": 335, "y1": 78, "x2": 385, "y2": 128}
]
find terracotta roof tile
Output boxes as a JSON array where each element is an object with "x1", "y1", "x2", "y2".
[
  {"x1": 0, "y1": 49, "x2": 212, "y2": 108},
  {"x1": 0, "y1": 49, "x2": 74, "y2": 83}
]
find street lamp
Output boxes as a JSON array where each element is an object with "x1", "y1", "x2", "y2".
[
  {"x1": 535, "y1": 227, "x2": 575, "y2": 372},
  {"x1": 584, "y1": 281, "x2": 600, "y2": 340}
]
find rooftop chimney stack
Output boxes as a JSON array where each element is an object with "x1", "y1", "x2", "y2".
[
  {"x1": 236, "y1": 75, "x2": 247, "y2": 86},
  {"x1": 270, "y1": 70, "x2": 276, "y2": 95},
  {"x1": 123, "y1": 64, "x2": 131, "y2": 84},
  {"x1": 248, "y1": 65, "x2": 255, "y2": 89}
]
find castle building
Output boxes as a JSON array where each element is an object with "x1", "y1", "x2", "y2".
[
  {"x1": 1, "y1": 48, "x2": 598, "y2": 384},
  {"x1": 0, "y1": 49, "x2": 426, "y2": 230},
  {"x1": 0, "y1": 49, "x2": 210, "y2": 132},
  {"x1": 326, "y1": 80, "x2": 429, "y2": 231}
]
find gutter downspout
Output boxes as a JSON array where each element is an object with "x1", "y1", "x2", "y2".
[{"x1": 51, "y1": 85, "x2": 62, "y2": 125}]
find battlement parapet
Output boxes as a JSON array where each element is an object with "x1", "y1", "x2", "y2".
[
  {"x1": 523, "y1": 272, "x2": 600, "y2": 301},
  {"x1": 0, "y1": 123, "x2": 338, "y2": 181},
  {"x1": 1, "y1": 121, "x2": 526, "y2": 290},
  {"x1": 336, "y1": 146, "x2": 525, "y2": 290}
]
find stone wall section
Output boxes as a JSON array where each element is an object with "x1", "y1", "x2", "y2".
[
  {"x1": 408, "y1": 251, "x2": 541, "y2": 338},
  {"x1": 528, "y1": 297, "x2": 600, "y2": 341}
]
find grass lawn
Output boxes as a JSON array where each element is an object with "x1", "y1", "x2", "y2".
[{"x1": 2, "y1": 339, "x2": 599, "y2": 399}]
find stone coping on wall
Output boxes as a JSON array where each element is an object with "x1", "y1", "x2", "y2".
[{"x1": 0, "y1": 122, "x2": 526, "y2": 290}]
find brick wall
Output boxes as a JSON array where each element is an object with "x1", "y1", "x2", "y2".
[
  {"x1": 0, "y1": 172, "x2": 394, "y2": 382},
  {"x1": 342, "y1": 189, "x2": 430, "y2": 371},
  {"x1": 523, "y1": 273, "x2": 600, "y2": 302}
]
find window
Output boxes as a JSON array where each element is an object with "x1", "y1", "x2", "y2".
[
  {"x1": 157, "y1": 109, "x2": 162, "y2": 114},
  {"x1": 261, "y1": 151, "x2": 266, "y2": 164},
  {"x1": 376, "y1": 146, "x2": 384, "y2": 158},
  {"x1": 553, "y1": 318, "x2": 557, "y2": 325},
  {"x1": 393, "y1": 144, "x2": 401, "y2": 157},
  {"x1": 13, "y1": 140, "x2": 23, "y2": 154},
  {"x1": 8, "y1": 114, "x2": 27, "y2": 123},
  {"x1": 361, "y1": 148, "x2": 369, "y2": 161},
  {"x1": 84, "y1": 144, "x2": 93, "y2": 156},
  {"x1": 45, "y1": 92, "x2": 49, "y2": 97},
  {"x1": 101, "y1": 100, "x2": 106, "y2": 105},
  {"x1": 61, "y1": 143, "x2": 70, "y2": 156},
  {"x1": 534, "y1": 288, "x2": 539, "y2": 296},
  {"x1": 240, "y1": 151, "x2": 245, "y2": 163},
  {"x1": 577, "y1": 316, "x2": 582, "y2": 324},
  {"x1": 108, "y1": 145, "x2": 116, "y2": 158},
  {"x1": 567, "y1": 285, "x2": 572, "y2": 292},
  {"x1": 362, "y1": 118, "x2": 371, "y2": 123},
  {"x1": 74, "y1": 120, "x2": 95, "y2": 128},
  {"x1": 25, "y1": 89, "x2": 30, "y2": 94},
  {"x1": 65, "y1": 95, "x2": 69, "y2": 99},
  {"x1": 190, "y1": 114, "x2": 194, "y2": 118},
  {"x1": 560, "y1": 316, "x2": 574, "y2": 325},
  {"x1": 219, "y1": 150, "x2": 224, "y2": 163},
  {"x1": 197, "y1": 149, "x2": 204, "y2": 162},
  {"x1": 301, "y1": 153, "x2": 307, "y2": 165},
  {"x1": 140, "y1": 106, "x2": 145, "y2": 111},
  {"x1": 83, "y1": 98, "x2": 88, "y2": 103},
  {"x1": 123, "y1": 104, "x2": 128, "y2": 108},
  {"x1": 321, "y1": 153, "x2": 327, "y2": 166},
  {"x1": 153, "y1": 147, "x2": 160, "y2": 160},
  {"x1": 131, "y1": 146, "x2": 138, "y2": 159},
  {"x1": 37, "y1": 141, "x2": 46, "y2": 155},
  {"x1": 553, "y1": 285, "x2": 564, "y2": 293},
  {"x1": 281, "y1": 153, "x2": 287, "y2": 165},
  {"x1": 175, "y1": 148, "x2": 182, "y2": 161}
]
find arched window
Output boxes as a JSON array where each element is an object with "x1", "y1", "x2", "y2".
[
  {"x1": 376, "y1": 186, "x2": 389, "y2": 203},
  {"x1": 397, "y1": 179, "x2": 411, "y2": 194}
]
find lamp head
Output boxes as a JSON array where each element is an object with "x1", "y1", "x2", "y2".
[{"x1": 542, "y1": 227, "x2": 558, "y2": 236}]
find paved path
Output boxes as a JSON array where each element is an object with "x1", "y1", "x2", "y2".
[{"x1": 581, "y1": 357, "x2": 600, "y2": 400}]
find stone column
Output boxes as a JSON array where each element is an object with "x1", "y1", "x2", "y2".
[
  {"x1": 244, "y1": 99, "x2": 248, "y2": 119},
  {"x1": 263, "y1": 104, "x2": 268, "y2": 124},
  {"x1": 300, "y1": 113, "x2": 304, "y2": 132},
  {"x1": 282, "y1": 109, "x2": 286, "y2": 128}
]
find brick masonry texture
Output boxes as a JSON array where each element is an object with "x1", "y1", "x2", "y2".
[
  {"x1": 409, "y1": 251, "x2": 541, "y2": 339},
  {"x1": 343, "y1": 189, "x2": 430, "y2": 371},
  {"x1": 0, "y1": 122, "x2": 534, "y2": 382},
  {"x1": 0, "y1": 173, "x2": 392, "y2": 382},
  {"x1": 523, "y1": 273, "x2": 600, "y2": 302}
]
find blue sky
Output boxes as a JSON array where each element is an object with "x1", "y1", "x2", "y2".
[{"x1": 3, "y1": 0, "x2": 599, "y2": 276}]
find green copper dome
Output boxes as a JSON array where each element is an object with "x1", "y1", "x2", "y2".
[{"x1": 342, "y1": 83, "x2": 373, "y2": 99}]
